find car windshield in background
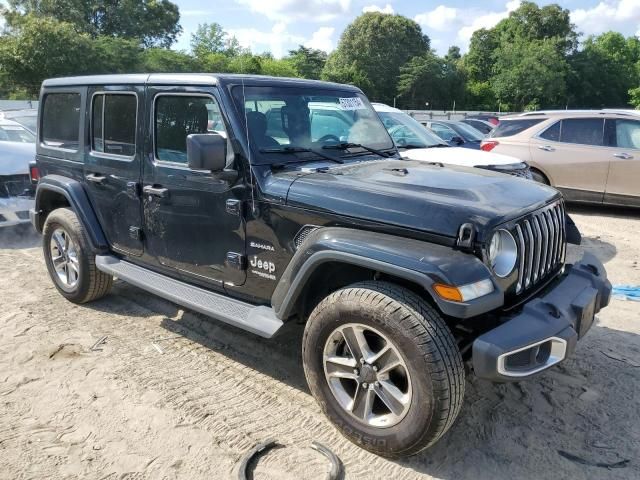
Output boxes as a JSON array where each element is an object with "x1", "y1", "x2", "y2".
[
  {"x1": 454, "y1": 122, "x2": 486, "y2": 141},
  {"x1": 12, "y1": 116, "x2": 37, "y2": 133},
  {"x1": 378, "y1": 112, "x2": 447, "y2": 148},
  {"x1": 490, "y1": 119, "x2": 544, "y2": 138},
  {"x1": 0, "y1": 125, "x2": 35, "y2": 143},
  {"x1": 232, "y1": 86, "x2": 395, "y2": 164}
]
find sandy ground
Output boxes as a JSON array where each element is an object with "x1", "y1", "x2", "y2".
[{"x1": 0, "y1": 206, "x2": 638, "y2": 480}]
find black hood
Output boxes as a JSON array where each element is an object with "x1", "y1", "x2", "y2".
[{"x1": 281, "y1": 159, "x2": 560, "y2": 240}]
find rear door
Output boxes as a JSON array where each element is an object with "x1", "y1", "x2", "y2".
[
  {"x1": 84, "y1": 86, "x2": 144, "y2": 256},
  {"x1": 529, "y1": 118, "x2": 609, "y2": 202},
  {"x1": 604, "y1": 118, "x2": 640, "y2": 206},
  {"x1": 141, "y1": 87, "x2": 246, "y2": 288}
]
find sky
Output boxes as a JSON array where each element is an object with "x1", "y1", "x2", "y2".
[{"x1": 172, "y1": 0, "x2": 640, "y2": 57}]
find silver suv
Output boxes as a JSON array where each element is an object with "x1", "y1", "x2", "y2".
[{"x1": 482, "y1": 110, "x2": 640, "y2": 207}]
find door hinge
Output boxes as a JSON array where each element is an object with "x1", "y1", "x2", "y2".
[
  {"x1": 129, "y1": 226, "x2": 143, "y2": 241},
  {"x1": 226, "y1": 199, "x2": 242, "y2": 216},
  {"x1": 226, "y1": 252, "x2": 247, "y2": 270}
]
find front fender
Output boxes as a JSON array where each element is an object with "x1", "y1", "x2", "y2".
[
  {"x1": 33, "y1": 175, "x2": 109, "y2": 253},
  {"x1": 272, "y1": 227, "x2": 504, "y2": 320}
]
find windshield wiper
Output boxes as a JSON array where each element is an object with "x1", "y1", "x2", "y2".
[
  {"x1": 322, "y1": 142, "x2": 392, "y2": 158},
  {"x1": 397, "y1": 143, "x2": 449, "y2": 150},
  {"x1": 259, "y1": 145, "x2": 344, "y2": 164}
]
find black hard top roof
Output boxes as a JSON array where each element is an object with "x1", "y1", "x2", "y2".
[{"x1": 42, "y1": 73, "x2": 362, "y2": 92}]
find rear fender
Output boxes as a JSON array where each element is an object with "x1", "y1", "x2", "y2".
[{"x1": 33, "y1": 175, "x2": 108, "y2": 253}]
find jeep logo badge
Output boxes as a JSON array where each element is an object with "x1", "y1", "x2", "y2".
[{"x1": 250, "y1": 256, "x2": 276, "y2": 274}]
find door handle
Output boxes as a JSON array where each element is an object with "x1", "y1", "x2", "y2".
[
  {"x1": 143, "y1": 185, "x2": 169, "y2": 198},
  {"x1": 86, "y1": 173, "x2": 107, "y2": 185},
  {"x1": 613, "y1": 152, "x2": 633, "y2": 160},
  {"x1": 538, "y1": 145, "x2": 555, "y2": 152}
]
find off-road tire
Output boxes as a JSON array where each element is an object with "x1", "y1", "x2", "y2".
[
  {"x1": 43, "y1": 207, "x2": 112, "y2": 303},
  {"x1": 302, "y1": 281, "x2": 465, "y2": 457}
]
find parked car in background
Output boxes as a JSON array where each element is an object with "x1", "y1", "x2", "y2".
[
  {"x1": 462, "y1": 118, "x2": 494, "y2": 135},
  {"x1": 0, "y1": 119, "x2": 35, "y2": 227},
  {"x1": 466, "y1": 114, "x2": 500, "y2": 126},
  {"x1": 0, "y1": 109, "x2": 38, "y2": 135},
  {"x1": 372, "y1": 103, "x2": 532, "y2": 178},
  {"x1": 423, "y1": 119, "x2": 486, "y2": 149},
  {"x1": 482, "y1": 110, "x2": 640, "y2": 207}
]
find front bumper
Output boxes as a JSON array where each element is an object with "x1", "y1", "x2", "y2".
[
  {"x1": 0, "y1": 196, "x2": 34, "y2": 228},
  {"x1": 472, "y1": 252, "x2": 611, "y2": 382}
]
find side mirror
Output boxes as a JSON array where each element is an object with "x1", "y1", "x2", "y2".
[
  {"x1": 187, "y1": 133, "x2": 226, "y2": 172},
  {"x1": 451, "y1": 136, "x2": 465, "y2": 146}
]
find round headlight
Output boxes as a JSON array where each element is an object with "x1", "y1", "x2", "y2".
[{"x1": 489, "y1": 229, "x2": 517, "y2": 278}]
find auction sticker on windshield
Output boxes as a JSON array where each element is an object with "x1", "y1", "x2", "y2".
[{"x1": 339, "y1": 97, "x2": 366, "y2": 110}]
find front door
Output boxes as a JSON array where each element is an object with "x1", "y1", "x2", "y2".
[
  {"x1": 142, "y1": 87, "x2": 246, "y2": 288},
  {"x1": 84, "y1": 86, "x2": 144, "y2": 256},
  {"x1": 604, "y1": 118, "x2": 640, "y2": 206}
]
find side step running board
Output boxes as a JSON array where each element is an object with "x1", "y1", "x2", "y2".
[{"x1": 95, "y1": 255, "x2": 283, "y2": 338}]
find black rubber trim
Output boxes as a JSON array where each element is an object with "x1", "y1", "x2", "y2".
[
  {"x1": 472, "y1": 252, "x2": 611, "y2": 382},
  {"x1": 310, "y1": 441, "x2": 342, "y2": 480},
  {"x1": 236, "y1": 439, "x2": 278, "y2": 480},
  {"x1": 34, "y1": 175, "x2": 109, "y2": 252}
]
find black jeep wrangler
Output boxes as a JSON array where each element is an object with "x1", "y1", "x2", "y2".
[{"x1": 31, "y1": 74, "x2": 611, "y2": 457}]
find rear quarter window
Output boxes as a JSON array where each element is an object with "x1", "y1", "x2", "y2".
[
  {"x1": 490, "y1": 119, "x2": 544, "y2": 138},
  {"x1": 41, "y1": 93, "x2": 81, "y2": 150}
]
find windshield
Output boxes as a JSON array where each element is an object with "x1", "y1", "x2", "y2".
[
  {"x1": 454, "y1": 122, "x2": 485, "y2": 141},
  {"x1": 12, "y1": 116, "x2": 37, "y2": 133},
  {"x1": 232, "y1": 86, "x2": 395, "y2": 164},
  {"x1": 377, "y1": 111, "x2": 446, "y2": 148},
  {"x1": 0, "y1": 124, "x2": 35, "y2": 143}
]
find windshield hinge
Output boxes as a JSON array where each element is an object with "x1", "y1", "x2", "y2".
[{"x1": 457, "y1": 223, "x2": 476, "y2": 251}]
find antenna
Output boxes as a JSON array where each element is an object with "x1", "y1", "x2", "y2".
[{"x1": 242, "y1": 77, "x2": 257, "y2": 214}]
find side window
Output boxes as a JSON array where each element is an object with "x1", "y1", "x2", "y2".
[
  {"x1": 92, "y1": 94, "x2": 136, "y2": 156},
  {"x1": 559, "y1": 118, "x2": 604, "y2": 146},
  {"x1": 614, "y1": 119, "x2": 640, "y2": 149},
  {"x1": 41, "y1": 93, "x2": 81, "y2": 150},
  {"x1": 492, "y1": 119, "x2": 544, "y2": 138},
  {"x1": 539, "y1": 121, "x2": 561, "y2": 141},
  {"x1": 155, "y1": 95, "x2": 223, "y2": 164}
]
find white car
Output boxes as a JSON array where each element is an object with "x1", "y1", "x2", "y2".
[
  {"x1": 0, "y1": 119, "x2": 36, "y2": 228},
  {"x1": 372, "y1": 103, "x2": 533, "y2": 179}
]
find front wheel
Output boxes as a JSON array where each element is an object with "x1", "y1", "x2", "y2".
[{"x1": 302, "y1": 281, "x2": 465, "y2": 457}]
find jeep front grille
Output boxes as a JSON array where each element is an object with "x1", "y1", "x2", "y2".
[{"x1": 514, "y1": 201, "x2": 566, "y2": 294}]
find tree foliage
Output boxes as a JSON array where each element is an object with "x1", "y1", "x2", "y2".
[
  {"x1": 4, "y1": 0, "x2": 181, "y2": 47},
  {"x1": 0, "y1": 3, "x2": 638, "y2": 110},
  {"x1": 322, "y1": 12, "x2": 429, "y2": 104}
]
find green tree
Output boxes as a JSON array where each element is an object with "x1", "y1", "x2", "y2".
[
  {"x1": 259, "y1": 57, "x2": 298, "y2": 77},
  {"x1": 491, "y1": 37, "x2": 568, "y2": 111},
  {"x1": 140, "y1": 48, "x2": 198, "y2": 73},
  {"x1": 190, "y1": 23, "x2": 227, "y2": 59},
  {"x1": 0, "y1": 15, "x2": 94, "y2": 95},
  {"x1": 630, "y1": 87, "x2": 640, "y2": 109},
  {"x1": 569, "y1": 32, "x2": 640, "y2": 107},
  {"x1": 397, "y1": 52, "x2": 447, "y2": 109},
  {"x1": 322, "y1": 12, "x2": 429, "y2": 103},
  {"x1": 287, "y1": 46, "x2": 327, "y2": 79},
  {"x1": 226, "y1": 54, "x2": 262, "y2": 74},
  {"x1": 3, "y1": 0, "x2": 181, "y2": 47}
]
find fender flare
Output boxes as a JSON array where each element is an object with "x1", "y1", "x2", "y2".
[
  {"x1": 272, "y1": 227, "x2": 503, "y2": 320},
  {"x1": 33, "y1": 175, "x2": 109, "y2": 253}
]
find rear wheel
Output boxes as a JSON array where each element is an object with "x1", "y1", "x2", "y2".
[
  {"x1": 43, "y1": 208, "x2": 112, "y2": 303},
  {"x1": 302, "y1": 281, "x2": 465, "y2": 457}
]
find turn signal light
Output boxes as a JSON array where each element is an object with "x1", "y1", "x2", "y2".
[
  {"x1": 480, "y1": 141, "x2": 499, "y2": 152},
  {"x1": 434, "y1": 284, "x2": 463, "y2": 302}
]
